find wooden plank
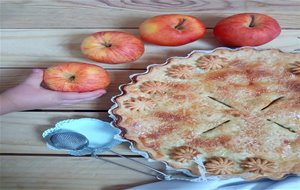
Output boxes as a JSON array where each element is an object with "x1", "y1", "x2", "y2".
[
  {"x1": 0, "y1": 69, "x2": 141, "y2": 110},
  {"x1": 0, "y1": 156, "x2": 161, "y2": 190},
  {"x1": 0, "y1": 29, "x2": 220, "y2": 69},
  {"x1": 1, "y1": 0, "x2": 299, "y2": 29},
  {"x1": 0, "y1": 112, "x2": 135, "y2": 155},
  {"x1": 1, "y1": 29, "x2": 300, "y2": 69}
]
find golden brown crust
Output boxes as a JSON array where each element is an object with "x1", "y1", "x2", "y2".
[{"x1": 111, "y1": 48, "x2": 300, "y2": 180}]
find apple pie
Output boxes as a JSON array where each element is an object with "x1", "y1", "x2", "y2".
[{"x1": 111, "y1": 48, "x2": 300, "y2": 180}]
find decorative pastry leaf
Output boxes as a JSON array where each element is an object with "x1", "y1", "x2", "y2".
[
  {"x1": 166, "y1": 65, "x2": 194, "y2": 79},
  {"x1": 123, "y1": 97, "x2": 155, "y2": 112},
  {"x1": 196, "y1": 55, "x2": 228, "y2": 70},
  {"x1": 140, "y1": 81, "x2": 168, "y2": 95},
  {"x1": 205, "y1": 157, "x2": 235, "y2": 175},
  {"x1": 170, "y1": 146, "x2": 200, "y2": 163},
  {"x1": 288, "y1": 61, "x2": 300, "y2": 75},
  {"x1": 241, "y1": 157, "x2": 275, "y2": 174}
]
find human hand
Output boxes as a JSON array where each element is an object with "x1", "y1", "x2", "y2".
[{"x1": 0, "y1": 69, "x2": 106, "y2": 115}]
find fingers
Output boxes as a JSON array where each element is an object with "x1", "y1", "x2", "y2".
[
  {"x1": 23, "y1": 69, "x2": 44, "y2": 87},
  {"x1": 57, "y1": 89, "x2": 107, "y2": 100},
  {"x1": 60, "y1": 95, "x2": 103, "y2": 105}
]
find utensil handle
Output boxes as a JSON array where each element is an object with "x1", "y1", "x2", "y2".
[
  {"x1": 92, "y1": 152, "x2": 158, "y2": 178},
  {"x1": 109, "y1": 150, "x2": 172, "y2": 180}
]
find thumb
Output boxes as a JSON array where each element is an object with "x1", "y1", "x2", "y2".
[{"x1": 23, "y1": 69, "x2": 44, "y2": 87}]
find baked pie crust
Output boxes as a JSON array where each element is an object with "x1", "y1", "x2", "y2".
[{"x1": 111, "y1": 48, "x2": 300, "y2": 180}]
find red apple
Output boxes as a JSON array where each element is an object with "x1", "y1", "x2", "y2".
[
  {"x1": 81, "y1": 31, "x2": 144, "y2": 64},
  {"x1": 43, "y1": 62, "x2": 110, "y2": 92},
  {"x1": 139, "y1": 14, "x2": 206, "y2": 46},
  {"x1": 213, "y1": 13, "x2": 281, "y2": 46}
]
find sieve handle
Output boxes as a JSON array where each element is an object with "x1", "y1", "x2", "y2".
[
  {"x1": 91, "y1": 151, "x2": 171, "y2": 180},
  {"x1": 92, "y1": 152, "x2": 160, "y2": 178},
  {"x1": 109, "y1": 150, "x2": 172, "y2": 180}
]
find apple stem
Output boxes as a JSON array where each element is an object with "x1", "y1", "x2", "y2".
[
  {"x1": 174, "y1": 18, "x2": 186, "y2": 30},
  {"x1": 102, "y1": 42, "x2": 112, "y2": 48},
  {"x1": 249, "y1": 15, "x2": 256, "y2": 27},
  {"x1": 69, "y1": 75, "x2": 75, "y2": 81}
]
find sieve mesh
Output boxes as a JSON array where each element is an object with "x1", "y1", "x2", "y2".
[{"x1": 49, "y1": 132, "x2": 89, "y2": 150}]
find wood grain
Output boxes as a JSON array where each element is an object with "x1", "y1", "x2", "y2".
[
  {"x1": 0, "y1": 69, "x2": 142, "y2": 110},
  {"x1": 0, "y1": 1, "x2": 299, "y2": 189},
  {"x1": 0, "y1": 112, "x2": 135, "y2": 155},
  {"x1": 1, "y1": 29, "x2": 299, "y2": 69},
  {"x1": 1, "y1": 0, "x2": 300, "y2": 29},
  {"x1": 0, "y1": 156, "x2": 160, "y2": 190}
]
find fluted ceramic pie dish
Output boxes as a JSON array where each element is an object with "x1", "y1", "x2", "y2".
[{"x1": 109, "y1": 47, "x2": 300, "y2": 181}]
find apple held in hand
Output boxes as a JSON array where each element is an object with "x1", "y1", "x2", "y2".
[
  {"x1": 43, "y1": 62, "x2": 110, "y2": 92},
  {"x1": 81, "y1": 31, "x2": 144, "y2": 64},
  {"x1": 213, "y1": 13, "x2": 281, "y2": 47},
  {"x1": 139, "y1": 14, "x2": 206, "y2": 46}
]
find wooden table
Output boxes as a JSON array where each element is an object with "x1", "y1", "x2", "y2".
[{"x1": 0, "y1": 1, "x2": 299, "y2": 189}]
